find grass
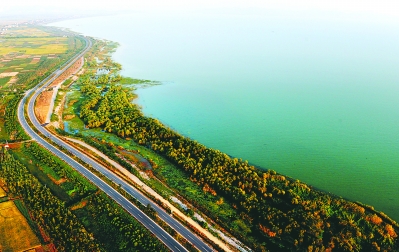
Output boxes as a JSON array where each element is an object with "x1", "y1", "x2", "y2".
[
  {"x1": 63, "y1": 79, "x2": 72, "y2": 86},
  {"x1": 0, "y1": 201, "x2": 41, "y2": 251},
  {"x1": 0, "y1": 121, "x2": 8, "y2": 140},
  {"x1": 0, "y1": 94, "x2": 14, "y2": 140},
  {"x1": 0, "y1": 76, "x2": 11, "y2": 87},
  {"x1": 119, "y1": 76, "x2": 153, "y2": 85},
  {"x1": 155, "y1": 162, "x2": 241, "y2": 224}
]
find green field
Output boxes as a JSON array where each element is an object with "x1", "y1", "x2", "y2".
[{"x1": 0, "y1": 76, "x2": 11, "y2": 87}]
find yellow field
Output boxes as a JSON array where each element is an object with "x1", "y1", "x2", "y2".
[
  {"x1": 8, "y1": 37, "x2": 67, "y2": 43},
  {"x1": 0, "y1": 201, "x2": 41, "y2": 251},
  {"x1": 0, "y1": 37, "x2": 68, "y2": 55},
  {"x1": 26, "y1": 44, "x2": 68, "y2": 54},
  {"x1": 0, "y1": 44, "x2": 68, "y2": 55},
  {"x1": 0, "y1": 187, "x2": 6, "y2": 198}
]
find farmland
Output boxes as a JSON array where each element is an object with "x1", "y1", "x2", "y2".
[
  {"x1": 0, "y1": 201, "x2": 41, "y2": 252},
  {"x1": 1, "y1": 27, "x2": 50, "y2": 37},
  {"x1": 0, "y1": 187, "x2": 6, "y2": 198},
  {"x1": 0, "y1": 25, "x2": 78, "y2": 141},
  {"x1": 0, "y1": 25, "x2": 77, "y2": 95}
]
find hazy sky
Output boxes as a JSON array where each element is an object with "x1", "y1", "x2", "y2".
[{"x1": 1, "y1": 0, "x2": 398, "y2": 25}]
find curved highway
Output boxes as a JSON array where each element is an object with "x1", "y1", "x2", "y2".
[{"x1": 18, "y1": 36, "x2": 215, "y2": 252}]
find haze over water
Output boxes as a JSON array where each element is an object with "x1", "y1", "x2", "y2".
[{"x1": 51, "y1": 9, "x2": 399, "y2": 220}]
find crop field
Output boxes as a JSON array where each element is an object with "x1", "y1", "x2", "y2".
[
  {"x1": 0, "y1": 187, "x2": 6, "y2": 198},
  {"x1": 0, "y1": 37, "x2": 68, "y2": 55},
  {"x1": 0, "y1": 26, "x2": 74, "y2": 94},
  {"x1": 1, "y1": 27, "x2": 50, "y2": 37},
  {"x1": 0, "y1": 76, "x2": 11, "y2": 87},
  {"x1": 0, "y1": 201, "x2": 41, "y2": 252}
]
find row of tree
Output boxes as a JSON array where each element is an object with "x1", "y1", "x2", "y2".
[
  {"x1": 4, "y1": 95, "x2": 28, "y2": 140},
  {"x1": 78, "y1": 76, "x2": 399, "y2": 251}
]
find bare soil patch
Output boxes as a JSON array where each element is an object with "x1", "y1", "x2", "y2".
[
  {"x1": 7, "y1": 142, "x2": 22, "y2": 149},
  {"x1": 30, "y1": 57, "x2": 41, "y2": 64},
  {"x1": 63, "y1": 114, "x2": 75, "y2": 120},
  {"x1": 70, "y1": 200, "x2": 88, "y2": 211},
  {"x1": 7, "y1": 76, "x2": 18, "y2": 84},
  {"x1": 35, "y1": 90, "x2": 53, "y2": 124},
  {"x1": 0, "y1": 72, "x2": 18, "y2": 77},
  {"x1": 15, "y1": 55, "x2": 30, "y2": 59},
  {"x1": 49, "y1": 57, "x2": 83, "y2": 88}
]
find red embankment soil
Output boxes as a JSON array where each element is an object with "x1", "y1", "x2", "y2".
[
  {"x1": 35, "y1": 90, "x2": 53, "y2": 124},
  {"x1": 50, "y1": 57, "x2": 83, "y2": 88}
]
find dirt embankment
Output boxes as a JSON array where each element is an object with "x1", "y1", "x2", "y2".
[
  {"x1": 34, "y1": 57, "x2": 83, "y2": 124},
  {"x1": 35, "y1": 90, "x2": 54, "y2": 124}
]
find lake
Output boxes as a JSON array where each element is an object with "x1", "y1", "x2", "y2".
[{"x1": 50, "y1": 9, "x2": 399, "y2": 221}]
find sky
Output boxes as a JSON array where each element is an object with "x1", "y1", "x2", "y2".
[{"x1": 1, "y1": 0, "x2": 399, "y2": 25}]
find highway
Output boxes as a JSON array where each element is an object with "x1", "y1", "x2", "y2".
[{"x1": 18, "y1": 37, "x2": 215, "y2": 252}]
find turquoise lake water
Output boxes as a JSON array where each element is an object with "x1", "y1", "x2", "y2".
[{"x1": 51, "y1": 10, "x2": 399, "y2": 221}]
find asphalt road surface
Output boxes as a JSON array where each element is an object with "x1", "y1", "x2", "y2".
[{"x1": 18, "y1": 37, "x2": 215, "y2": 252}]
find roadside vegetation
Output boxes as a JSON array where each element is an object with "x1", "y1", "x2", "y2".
[{"x1": 4, "y1": 95, "x2": 29, "y2": 141}]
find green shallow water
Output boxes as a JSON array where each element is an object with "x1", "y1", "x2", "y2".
[{"x1": 51, "y1": 10, "x2": 399, "y2": 220}]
